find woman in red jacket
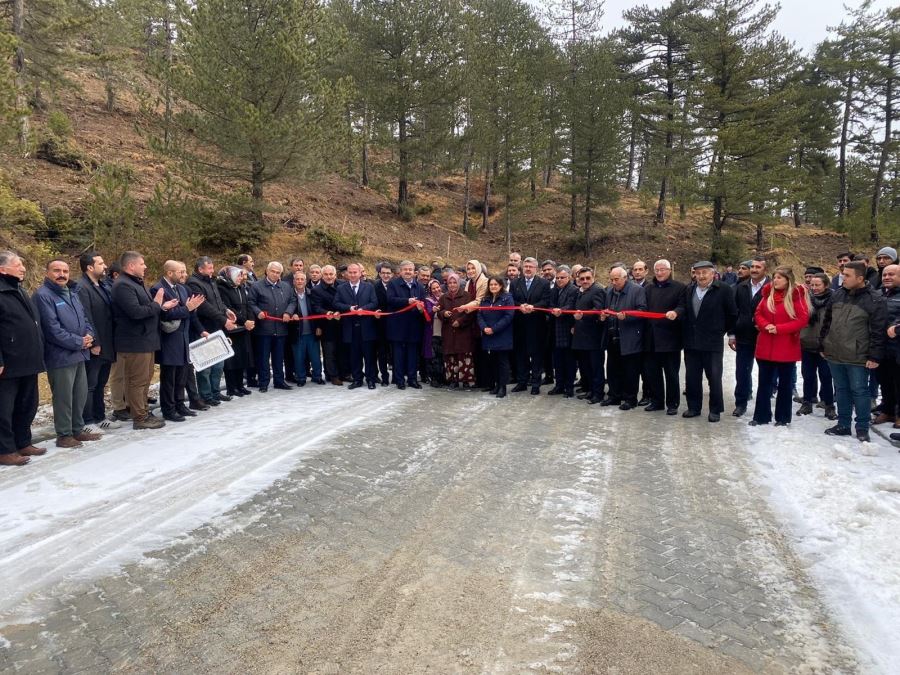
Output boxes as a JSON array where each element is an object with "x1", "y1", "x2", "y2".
[{"x1": 750, "y1": 266, "x2": 810, "y2": 427}]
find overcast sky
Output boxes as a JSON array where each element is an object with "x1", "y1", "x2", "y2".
[{"x1": 588, "y1": 0, "x2": 895, "y2": 54}]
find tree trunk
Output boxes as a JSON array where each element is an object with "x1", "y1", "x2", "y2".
[
  {"x1": 251, "y1": 159, "x2": 265, "y2": 224},
  {"x1": 529, "y1": 153, "x2": 536, "y2": 201},
  {"x1": 838, "y1": 74, "x2": 854, "y2": 220},
  {"x1": 345, "y1": 103, "x2": 354, "y2": 179},
  {"x1": 481, "y1": 162, "x2": 491, "y2": 231},
  {"x1": 462, "y1": 148, "x2": 472, "y2": 236},
  {"x1": 756, "y1": 222, "x2": 764, "y2": 252},
  {"x1": 13, "y1": 0, "x2": 28, "y2": 150},
  {"x1": 398, "y1": 116, "x2": 409, "y2": 209},
  {"x1": 870, "y1": 46, "x2": 896, "y2": 244},
  {"x1": 105, "y1": 80, "x2": 116, "y2": 113},
  {"x1": 655, "y1": 38, "x2": 676, "y2": 224},
  {"x1": 625, "y1": 114, "x2": 638, "y2": 191},
  {"x1": 163, "y1": 6, "x2": 174, "y2": 150},
  {"x1": 584, "y1": 148, "x2": 593, "y2": 257}
]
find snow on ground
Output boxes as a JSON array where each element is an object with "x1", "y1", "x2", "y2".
[
  {"x1": 0, "y1": 387, "x2": 404, "y2": 627},
  {"x1": 727, "y1": 354, "x2": 900, "y2": 674}
]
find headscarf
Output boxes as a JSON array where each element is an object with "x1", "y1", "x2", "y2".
[
  {"x1": 445, "y1": 272, "x2": 461, "y2": 298},
  {"x1": 226, "y1": 266, "x2": 243, "y2": 285},
  {"x1": 466, "y1": 259, "x2": 484, "y2": 280},
  {"x1": 428, "y1": 278, "x2": 442, "y2": 300}
]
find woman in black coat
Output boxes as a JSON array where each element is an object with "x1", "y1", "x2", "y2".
[{"x1": 217, "y1": 267, "x2": 255, "y2": 396}]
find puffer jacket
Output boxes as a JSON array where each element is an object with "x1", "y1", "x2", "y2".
[
  {"x1": 753, "y1": 283, "x2": 809, "y2": 363},
  {"x1": 800, "y1": 289, "x2": 832, "y2": 352},
  {"x1": 820, "y1": 284, "x2": 887, "y2": 365}
]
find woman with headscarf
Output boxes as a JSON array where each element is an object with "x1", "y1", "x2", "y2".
[
  {"x1": 461, "y1": 259, "x2": 490, "y2": 387},
  {"x1": 478, "y1": 276, "x2": 516, "y2": 398},
  {"x1": 423, "y1": 279, "x2": 445, "y2": 387},
  {"x1": 437, "y1": 273, "x2": 476, "y2": 389},
  {"x1": 217, "y1": 266, "x2": 255, "y2": 396}
]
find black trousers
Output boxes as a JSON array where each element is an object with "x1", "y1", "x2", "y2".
[
  {"x1": 516, "y1": 347, "x2": 543, "y2": 387},
  {"x1": 753, "y1": 359, "x2": 794, "y2": 424},
  {"x1": 186, "y1": 364, "x2": 201, "y2": 402},
  {"x1": 552, "y1": 347, "x2": 576, "y2": 392},
  {"x1": 640, "y1": 354, "x2": 652, "y2": 400},
  {"x1": 684, "y1": 349, "x2": 724, "y2": 414},
  {"x1": 348, "y1": 328, "x2": 376, "y2": 384},
  {"x1": 645, "y1": 351, "x2": 681, "y2": 409},
  {"x1": 0, "y1": 374, "x2": 39, "y2": 454},
  {"x1": 376, "y1": 334, "x2": 392, "y2": 383},
  {"x1": 159, "y1": 364, "x2": 188, "y2": 415},
  {"x1": 487, "y1": 349, "x2": 511, "y2": 389},
  {"x1": 606, "y1": 340, "x2": 640, "y2": 404},
  {"x1": 877, "y1": 358, "x2": 900, "y2": 417},
  {"x1": 84, "y1": 357, "x2": 112, "y2": 424},
  {"x1": 575, "y1": 349, "x2": 605, "y2": 397},
  {"x1": 322, "y1": 338, "x2": 340, "y2": 380}
]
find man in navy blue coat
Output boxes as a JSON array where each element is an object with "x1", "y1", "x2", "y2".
[
  {"x1": 334, "y1": 263, "x2": 379, "y2": 389},
  {"x1": 385, "y1": 260, "x2": 426, "y2": 389}
]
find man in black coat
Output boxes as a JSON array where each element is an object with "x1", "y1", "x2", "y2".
[
  {"x1": 373, "y1": 262, "x2": 394, "y2": 385},
  {"x1": 248, "y1": 261, "x2": 297, "y2": 392},
  {"x1": 151, "y1": 261, "x2": 206, "y2": 421},
  {"x1": 571, "y1": 268, "x2": 607, "y2": 404},
  {"x1": 729, "y1": 257, "x2": 769, "y2": 416},
  {"x1": 111, "y1": 251, "x2": 178, "y2": 429},
  {"x1": 678, "y1": 260, "x2": 738, "y2": 422},
  {"x1": 602, "y1": 266, "x2": 647, "y2": 410},
  {"x1": 548, "y1": 266, "x2": 578, "y2": 397},
  {"x1": 385, "y1": 260, "x2": 426, "y2": 389},
  {"x1": 76, "y1": 251, "x2": 118, "y2": 429},
  {"x1": 643, "y1": 259, "x2": 686, "y2": 414},
  {"x1": 187, "y1": 256, "x2": 237, "y2": 400},
  {"x1": 311, "y1": 264, "x2": 344, "y2": 385},
  {"x1": 333, "y1": 263, "x2": 379, "y2": 389},
  {"x1": 512, "y1": 257, "x2": 552, "y2": 394},
  {"x1": 0, "y1": 251, "x2": 45, "y2": 465}
]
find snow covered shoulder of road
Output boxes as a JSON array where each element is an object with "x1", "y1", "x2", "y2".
[
  {"x1": 0, "y1": 387, "x2": 404, "y2": 628},
  {"x1": 739, "y1": 399, "x2": 900, "y2": 674}
]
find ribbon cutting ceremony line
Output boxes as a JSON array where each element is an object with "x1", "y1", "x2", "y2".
[
  {"x1": 260, "y1": 301, "x2": 430, "y2": 323},
  {"x1": 452, "y1": 306, "x2": 670, "y2": 320}
]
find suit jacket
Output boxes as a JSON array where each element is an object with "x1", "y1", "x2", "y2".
[
  {"x1": 511, "y1": 275, "x2": 552, "y2": 353},
  {"x1": 644, "y1": 279, "x2": 686, "y2": 353},
  {"x1": 680, "y1": 281, "x2": 738, "y2": 352},
  {"x1": 571, "y1": 284, "x2": 607, "y2": 351},
  {"x1": 76, "y1": 277, "x2": 116, "y2": 362},
  {"x1": 733, "y1": 277, "x2": 769, "y2": 346},
  {"x1": 385, "y1": 276, "x2": 426, "y2": 343},
  {"x1": 603, "y1": 281, "x2": 647, "y2": 356},
  {"x1": 334, "y1": 280, "x2": 378, "y2": 343},
  {"x1": 310, "y1": 281, "x2": 342, "y2": 341},
  {"x1": 374, "y1": 280, "x2": 391, "y2": 340},
  {"x1": 111, "y1": 273, "x2": 162, "y2": 353},
  {"x1": 550, "y1": 282, "x2": 579, "y2": 348},
  {"x1": 248, "y1": 278, "x2": 297, "y2": 337},
  {"x1": 150, "y1": 279, "x2": 202, "y2": 366}
]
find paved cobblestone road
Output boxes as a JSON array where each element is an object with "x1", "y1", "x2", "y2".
[{"x1": 0, "y1": 387, "x2": 860, "y2": 673}]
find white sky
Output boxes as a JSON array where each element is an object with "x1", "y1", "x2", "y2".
[{"x1": 539, "y1": 0, "x2": 897, "y2": 55}]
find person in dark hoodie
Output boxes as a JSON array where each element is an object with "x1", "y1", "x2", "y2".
[
  {"x1": 797, "y1": 273, "x2": 836, "y2": 419},
  {"x1": 819, "y1": 261, "x2": 887, "y2": 442},
  {"x1": 873, "y1": 264, "x2": 900, "y2": 426}
]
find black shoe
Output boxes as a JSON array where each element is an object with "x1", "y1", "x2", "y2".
[
  {"x1": 176, "y1": 406, "x2": 197, "y2": 417},
  {"x1": 259, "y1": 385, "x2": 268, "y2": 392},
  {"x1": 368, "y1": 382, "x2": 377, "y2": 390},
  {"x1": 637, "y1": 398, "x2": 650, "y2": 407},
  {"x1": 205, "y1": 398, "x2": 221, "y2": 407},
  {"x1": 682, "y1": 410, "x2": 701, "y2": 418},
  {"x1": 708, "y1": 413, "x2": 720, "y2": 423},
  {"x1": 246, "y1": 379, "x2": 258, "y2": 388},
  {"x1": 619, "y1": 402, "x2": 635, "y2": 411},
  {"x1": 408, "y1": 381, "x2": 422, "y2": 389},
  {"x1": 644, "y1": 403, "x2": 664, "y2": 412},
  {"x1": 732, "y1": 406, "x2": 746, "y2": 417},
  {"x1": 215, "y1": 393, "x2": 233, "y2": 402},
  {"x1": 531, "y1": 387, "x2": 540, "y2": 395},
  {"x1": 542, "y1": 376, "x2": 554, "y2": 385},
  {"x1": 239, "y1": 387, "x2": 252, "y2": 396},
  {"x1": 397, "y1": 383, "x2": 406, "y2": 390},
  {"x1": 890, "y1": 432, "x2": 900, "y2": 442},
  {"x1": 796, "y1": 402, "x2": 813, "y2": 416},
  {"x1": 547, "y1": 387, "x2": 564, "y2": 396},
  {"x1": 189, "y1": 400, "x2": 209, "y2": 411},
  {"x1": 496, "y1": 387, "x2": 507, "y2": 398},
  {"x1": 775, "y1": 421, "x2": 790, "y2": 427},
  {"x1": 447, "y1": 383, "x2": 459, "y2": 390},
  {"x1": 512, "y1": 384, "x2": 527, "y2": 393},
  {"x1": 857, "y1": 430, "x2": 871, "y2": 443},
  {"x1": 749, "y1": 420, "x2": 767, "y2": 426},
  {"x1": 824, "y1": 425, "x2": 851, "y2": 436},
  {"x1": 588, "y1": 396, "x2": 603, "y2": 404},
  {"x1": 313, "y1": 379, "x2": 325, "y2": 385},
  {"x1": 600, "y1": 398, "x2": 620, "y2": 407},
  {"x1": 577, "y1": 393, "x2": 593, "y2": 400},
  {"x1": 348, "y1": 381, "x2": 363, "y2": 390},
  {"x1": 273, "y1": 383, "x2": 292, "y2": 391},
  {"x1": 230, "y1": 389, "x2": 245, "y2": 397},
  {"x1": 564, "y1": 391, "x2": 574, "y2": 398},
  {"x1": 147, "y1": 397, "x2": 158, "y2": 405},
  {"x1": 666, "y1": 407, "x2": 678, "y2": 415},
  {"x1": 296, "y1": 380, "x2": 307, "y2": 387},
  {"x1": 163, "y1": 413, "x2": 186, "y2": 422}
]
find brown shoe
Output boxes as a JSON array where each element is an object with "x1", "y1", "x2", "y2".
[
  {"x1": 74, "y1": 431, "x2": 102, "y2": 442},
  {"x1": 17, "y1": 445, "x2": 47, "y2": 456},
  {"x1": 893, "y1": 420, "x2": 900, "y2": 429},
  {"x1": 56, "y1": 436, "x2": 84, "y2": 448},
  {"x1": 133, "y1": 416, "x2": 165, "y2": 430},
  {"x1": 331, "y1": 377, "x2": 344, "y2": 386},
  {"x1": 0, "y1": 453, "x2": 29, "y2": 466},
  {"x1": 872, "y1": 413, "x2": 895, "y2": 425}
]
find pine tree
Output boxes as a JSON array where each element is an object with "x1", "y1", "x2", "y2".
[
  {"x1": 868, "y1": 7, "x2": 899, "y2": 243},
  {"x1": 162, "y1": 0, "x2": 344, "y2": 219}
]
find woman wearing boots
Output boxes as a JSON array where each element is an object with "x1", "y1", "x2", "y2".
[
  {"x1": 798, "y1": 272, "x2": 836, "y2": 420},
  {"x1": 478, "y1": 277, "x2": 515, "y2": 398},
  {"x1": 438, "y1": 274, "x2": 476, "y2": 389}
]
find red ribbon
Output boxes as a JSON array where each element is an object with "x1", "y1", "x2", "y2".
[
  {"x1": 455, "y1": 306, "x2": 669, "y2": 320},
  {"x1": 261, "y1": 301, "x2": 430, "y2": 323}
]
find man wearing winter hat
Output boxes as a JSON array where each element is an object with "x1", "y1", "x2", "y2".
[
  {"x1": 804, "y1": 266, "x2": 825, "y2": 287},
  {"x1": 874, "y1": 247, "x2": 898, "y2": 290}
]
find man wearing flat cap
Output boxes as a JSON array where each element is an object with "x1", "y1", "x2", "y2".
[{"x1": 675, "y1": 260, "x2": 737, "y2": 422}]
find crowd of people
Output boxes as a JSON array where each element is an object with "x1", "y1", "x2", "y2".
[{"x1": 2, "y1": 244, "x2": 899, "y2": 467}]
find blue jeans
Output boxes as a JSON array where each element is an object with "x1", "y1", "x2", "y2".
[
  {"x1": 293, "y1": 333, "x2": 322, "y2": 382},
  {"x1": 257, "y1": 334, "x2": 286, "y2": 386},
  {"x1": 196, "y1": 361, "x2": 224, "y2": 401},
  {"x1": 734, "y1": 343, "x2": 755, "y2": 407},
  {"x1": 801, "y1": 351, "x2": 833, "y2": 405},
  {"x1": 828, "y1": 361, "x2": 872, "y2": 431}
]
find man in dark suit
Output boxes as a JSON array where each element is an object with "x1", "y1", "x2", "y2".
[
  {"x1": 571, "y1": 267, "x2": 607, "y2": 404},
  {"x1": 373, "y1": 262, "x2": 394, "y2": 385},
  {"x1": 729, "y1": 256, "x2": 769, "y2": 416},
  {"x1": 151, "y1": 261, "x2": 206, "y2": 422},
  {"x1": 602, "y1": 265, "x2": 647, "y2": 410},
  {"x1": 248, "y1": 261, "x2": 296, "y2": 392},
  {"x1": 385, "y1": 260, "x2": 426, "y2": 389},
  {"x1": 76, "y1": 251, "x2": 118, "y2": 429},
  {"x1": 310, "y1": 264, "x2": 344, "y2": 385},
  {"x1": 644, "y1": 259, "x2": 686, "y2": 414},
  {"x1": 334, "y1": 262, "x2": 379, "y2": 389},
  {"x1": 678, "y1": 260, "x2": 738, "y2": 423},
  {"x1": 512, "y1": 257, "x2": 552, "y2": 394}
]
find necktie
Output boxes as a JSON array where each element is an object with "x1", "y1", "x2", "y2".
[
  {"x1": 352, "y1": 285, "x2": 358, "y2": 296},
  {"x1": 526, "y1": 278, "x2": 532, "y2": 293}
]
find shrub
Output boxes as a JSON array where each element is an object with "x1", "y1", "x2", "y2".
[
  {"x1": 47, "y1": 110, "x2": 73, "y2": 139},
  {"x1": 196, "y1": 193, "x2": 271, "y2": 253},
  {"x1": 710, "y1": 232, "x2": 746, "y2": 264},
  {"x1": 308, "y1": 226, "x2": 363, "y2": 257},
  {"x1": 0, "y1": 182, "x2": 45, "y2": 229}
]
